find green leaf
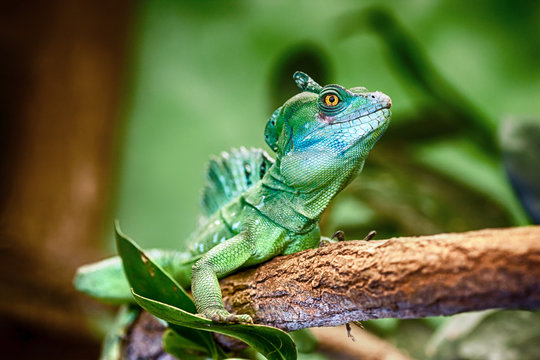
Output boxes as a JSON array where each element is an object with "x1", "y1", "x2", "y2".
[
  {"x1": 114, "y1": 222, "x2": 296, "y2": 360},
  {"x1": 133, "y1": 291, "x2": 297, "y2": 360},
  {"x1": 289, "y1": 329, "x2": 317, "y2": 354},
  {"x1": 115, "y1": 222, "x2": 195, "y2": 311},
  {"x1": 162, "y1": 328, "x2": 211, "y2": 360},
  {"x1": 115, "y1": 222, "x2": 220, "y2": 359}
]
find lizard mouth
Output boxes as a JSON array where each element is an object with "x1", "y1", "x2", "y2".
[
  {"x1": 331, "y1": 107, "x2": 391, "y2": 135},
  {"x1": 333, "y1": 90, "x2": 392, "y2": 132},
  {"x1": 304, "y1": 106, "x2": 391, "y2": 141},
  {"x1": 332, "y1": 100, "x2": 391, "y2": 125}
]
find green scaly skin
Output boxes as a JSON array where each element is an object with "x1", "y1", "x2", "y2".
[
  {"x1": 188, "y1": 72, "x2": 391, "y2": 323},
  {"x1": 73, "y1": 72, "x2": 391, "y2": 324}
]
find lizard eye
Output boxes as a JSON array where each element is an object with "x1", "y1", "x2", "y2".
[
  {"x1": 323, "y1": 94, "x2": 339, "y2": 106},
  {"x1": 319, "y1": 86, "x2": 346, "y2": 115}
]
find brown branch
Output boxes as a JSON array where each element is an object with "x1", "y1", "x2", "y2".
[{"x1": 220, "y1": 226, "x2": 540, "y2": 332}]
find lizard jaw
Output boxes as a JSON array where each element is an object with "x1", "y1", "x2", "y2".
[
  {"x1": 332, "y1": 107, "x2": 391, "y2": 137},
  {"x1": 304, "y1": 107, "x2": 391, "y2": 142}
]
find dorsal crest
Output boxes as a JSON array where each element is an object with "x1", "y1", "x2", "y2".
[{"x1": 200, "y1": 147, "x2": 274, "y2": 218}]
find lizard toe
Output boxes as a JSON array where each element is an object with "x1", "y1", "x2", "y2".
[{"x1": 205, "y1": 308, "x2": 253, "y2": 324}]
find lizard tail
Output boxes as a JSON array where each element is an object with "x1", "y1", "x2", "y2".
[{"x1": 73, "y1": 250, "x2": 197, "y2": 304}]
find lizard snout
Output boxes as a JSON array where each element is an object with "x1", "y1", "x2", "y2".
[{"x1": 369, "y1": 91, "x2": 392, "y2": 109}]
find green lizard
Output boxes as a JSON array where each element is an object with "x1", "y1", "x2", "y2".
[{"x1": 75, "y1": 71, "x2": 391, "y2": 324}]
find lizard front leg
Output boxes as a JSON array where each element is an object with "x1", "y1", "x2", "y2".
[{"x1": 191, "y1": 232, "x2": 254, "y2": 323}]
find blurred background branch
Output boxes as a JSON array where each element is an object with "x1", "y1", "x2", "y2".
[{"x1": 0, "y1": 1, "x2": 133, "y2": 358}]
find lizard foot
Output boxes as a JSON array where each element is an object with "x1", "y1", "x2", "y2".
[{"x1": 203, "y1": 308, "x2": 253, "y2": 324}]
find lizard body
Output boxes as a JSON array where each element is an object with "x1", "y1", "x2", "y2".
[
  {"x1": 186, "y1": 72, "x2": 391, "y2": 322},
  {"x1": 74, "y1": 72, "x2": 391, "y2": 324}
]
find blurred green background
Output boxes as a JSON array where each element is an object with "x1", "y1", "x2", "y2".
[{"x1": 116, "y1": 0, "x2": 538, "y2": 249}]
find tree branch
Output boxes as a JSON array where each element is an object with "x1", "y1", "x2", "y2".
[{"x1": 220, "y1": 226, "x2": 540, "y2": 332}]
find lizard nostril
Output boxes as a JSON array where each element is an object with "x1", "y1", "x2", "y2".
[{"x1": 371, "y1": 92, "x2": 392, "y2": 108}]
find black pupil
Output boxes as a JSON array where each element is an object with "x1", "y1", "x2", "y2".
[{"x1": 329, "y1": 95, "x2": 336, "y2": 103}]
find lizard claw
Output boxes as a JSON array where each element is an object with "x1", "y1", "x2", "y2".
[
  {"x1": 331, "y1": 230, "x2": 346, "y2": 242},
  {"x1": 363, "y1": 230, "x2": 376, "y2": 241},
  {"x1": 203, "y1": 308, "x2": 253, "y2": 324},
  {"x1": 319, "y1": 230, "x2": 346, "y2": 247}
]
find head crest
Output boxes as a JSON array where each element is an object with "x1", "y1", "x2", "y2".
[{"x1": 293, "y1": 71, "x2": 322, "y2": 94}]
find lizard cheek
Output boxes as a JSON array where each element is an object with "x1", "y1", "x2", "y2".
[{"x1": 316, "y1": 113, "x2": 334, "y2": 125}]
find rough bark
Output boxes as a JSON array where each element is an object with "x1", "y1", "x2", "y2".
[{"x1": 220, "y1": 226, "x2": 540, "y2": 332}]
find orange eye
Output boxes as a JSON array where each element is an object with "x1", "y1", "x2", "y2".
[{"x1": 324, "y1": 94, "x2": 339, "y2": 106}]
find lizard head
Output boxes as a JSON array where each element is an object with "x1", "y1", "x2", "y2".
[{"x1": 264, "y1": 72, "x2": 391, "y2": 188}]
